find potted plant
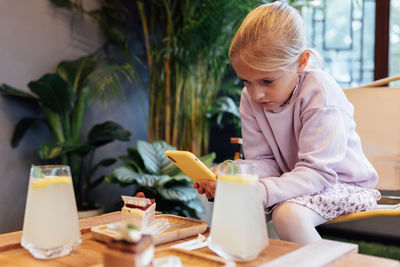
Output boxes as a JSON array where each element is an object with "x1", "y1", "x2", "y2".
[
  {"x1": 0, "y1": 55, "x2": 132, "y2": 215},
  {"x1": 106, "y1": 140, "x2": 215, "y2": 218}
]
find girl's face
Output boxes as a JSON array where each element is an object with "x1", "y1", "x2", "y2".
[{"x1": 231, "y1": 56, "x2": 299, "y2": 111}]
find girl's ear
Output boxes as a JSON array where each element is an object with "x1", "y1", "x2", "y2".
[{"x1": 297, "y1": 50, "x2": 310, "y2": 74}]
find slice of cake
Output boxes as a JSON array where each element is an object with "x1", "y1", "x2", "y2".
[
  {"x1": 121, "y1": 192, "x2": 156, "y2": 231},
  {"x1": 103, "y1": 226, "x2": 154, "y2": 267}
]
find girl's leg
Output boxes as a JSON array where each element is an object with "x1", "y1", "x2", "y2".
[{"x1": 272, "y1": 202, "x2": 327, "y2": 244}]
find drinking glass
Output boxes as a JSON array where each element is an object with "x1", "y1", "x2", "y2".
[
  {"x1": 209, "y1": 161, "x2": 268, "y2": 261},
  {"x1": 21, "y1": 165, "x2": 81, "y2": 259}
]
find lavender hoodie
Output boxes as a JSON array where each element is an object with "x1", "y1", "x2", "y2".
[{"x1": 239, "y1": 68, "x2": 378, "y2": 208}]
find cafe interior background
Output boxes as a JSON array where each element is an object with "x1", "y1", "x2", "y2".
[{"x1": 0, "y1": 0, "x2": 399, "y2": 259}]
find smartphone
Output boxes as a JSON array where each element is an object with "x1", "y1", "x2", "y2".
[{"x1": 165, "y1": 150, "x2": 216, "y2": 183}]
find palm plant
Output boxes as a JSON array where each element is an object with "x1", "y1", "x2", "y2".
[
  {"x1": 0, "y1": 56, "x2": 132, "y2": 210},
  {"x1": 137, "y1": 0, "x2": 261, "y2": 155},
  {"x1": 51, "y1": 0, "x2": 261, "y2": 156},
  {"x1": 106, "y1": 140, "x2": 215, "y2": 218},
  {"x1": 49, "y1": 0, "x2": 144, "y2": 103}
]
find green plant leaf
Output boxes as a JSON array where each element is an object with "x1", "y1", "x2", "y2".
[
  {"x1": 39, "y1": 143, "x2": 64, "y2": 159},
  {"x1": 118, "y1": 156, "x2": 145, "y2": 173},
  {"x1": 88, "y1": 63, "x2": 138, "y2": 102},
  {"x1": 50, "y1": 0, "x2": 75, "y2": 8},
  {"x1": 106, "y1": 141, "x2": 206, "y2": 218},
  {"x1": 162, "y1": 163, "x2": 183, "y2": 177},
  {"x1": 28, "y1": 73, "x2": 74, "y2": 115},
  {"x1": 171, "y1": 174, "x2": 193, "y2": 184},
  {"x1": 0, "y1": 84, "x2": 38, "y2": 102},
  {"x1": 11, "y1": 117, "x2": 45, "y2": 148},
  {"x1": 90, "y1": 157, "x2": 118, "y2": 175},
  {"x1": 97, "y1": 158, "x2": 118, "y2": 167},
  {"x1": 39, "y1": 143, "x2": 95, "y2": 160},
  {"x1": 158, "y1": 186, "x2": 197, "y2": 202},
  {"x1": 161, "y1": 174, "x2": 192, "y2": 186},
  {"x1": 87, "y1": 121, "x2": 131, "y2": 147},
  {"x1": 89, "y1": 175, "x2": 106, "y2": 190},
  {"x1": 209, "y1": 96, "x2": 240, "y2": 126},
  {"x1": 42, "y1": 107, "x2": 65, "y2": 143},
  {"x1": 126, "y1": 147, "x2": 146, "y2": 171},
  {"x1": 57, "y1": 55, "x2": 100, "y2": 92},
  {"x1": 155, "y1": 174, "x2": 193, "y2": 187},
  {"x1": 71, "y1": 86, "x2": 90, "y2": 143},
  {"x1": 186, "y1": 198, "x2": 205, "y2": 214},
  {"x1": 137, "y1": 140, "x2": 176, "y2": 175},
  {"x1": 107, "y1": 166, "x2": 168, "y2": 187},
  {"x1": 199, "y1": 153, "x2": 216, "y2": 168}
]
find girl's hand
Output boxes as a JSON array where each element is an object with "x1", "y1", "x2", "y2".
[
  {"x1": 192, "y1": 163, "x2": 222, "y2": 199},
  {"x1": 193, "y1": 180, "x2": 216, "y2": 199}
]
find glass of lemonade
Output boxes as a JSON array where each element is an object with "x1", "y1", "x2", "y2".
[
  {"x1": 209, "y1": 161, "x2": 268, "y2": 261},
  {"x1": 21, "y1": 165, "x2": 81, "y2": 259}
]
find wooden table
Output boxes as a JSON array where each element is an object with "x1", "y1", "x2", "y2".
[{"x1": 0, "y1": 212, "x2": 398, "y2": 267}]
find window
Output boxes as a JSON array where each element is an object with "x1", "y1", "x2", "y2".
[
  {"x1": 390, "y1": 0, "x2": 400, "y2": 86},
  {"x1": 302, "y1": 0, "x2": 376, "y2": 88},
  {"x1": 302, "y1": 0, "x2": 400, "y2": 88}
]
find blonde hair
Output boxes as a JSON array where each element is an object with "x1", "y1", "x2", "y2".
[{"x1": 229, "y1": 1, "x2": 322, "y2": 72}]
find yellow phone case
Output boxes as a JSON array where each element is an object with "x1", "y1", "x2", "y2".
[{"x1": 165, "y1": 150, "x2": 216, "y2": 183}]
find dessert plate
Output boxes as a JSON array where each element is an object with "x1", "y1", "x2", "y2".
[{"x1": 91, "y1": 214, "x2": 207, "y2": 246}]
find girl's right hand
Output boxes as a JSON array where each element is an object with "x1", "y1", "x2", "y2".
[
  {"x1": 193, "y1": 180, "x2": 216, "y2": 199},
  {"x1": 192, "y1": 163, "x2": 221, "y2": 199}
]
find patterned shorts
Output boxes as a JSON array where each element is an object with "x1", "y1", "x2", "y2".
[{"x1": 270, "y1": 182, "x2": 381, "y2": 221}]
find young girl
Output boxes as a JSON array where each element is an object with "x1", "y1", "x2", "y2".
[{"x1": 194, "y1": 2, "x2": 381, "y2": 244}]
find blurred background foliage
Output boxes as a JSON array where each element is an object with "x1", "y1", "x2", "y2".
[
  {"x1": 49, "y1": 0, "x2": 319, "y2": 161},
  {"x1": 50, "y1": 0, "x2": 262, "y2": 159}
]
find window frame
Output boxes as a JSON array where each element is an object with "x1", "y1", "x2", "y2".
[{"x1": 374, "y1": 0, "x2": 390, "y2": 80}]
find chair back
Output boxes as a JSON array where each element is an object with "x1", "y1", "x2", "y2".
[{"x1": 344, "y1": 86, "x2": 400, "y2": 190}]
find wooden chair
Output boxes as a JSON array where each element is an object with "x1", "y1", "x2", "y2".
[
  {"x1": 231, "y1": 76, "x2": 400, "y2": 223},
  {"x1": 328, "y1": 77, "x2": 400, "y2": 223}
]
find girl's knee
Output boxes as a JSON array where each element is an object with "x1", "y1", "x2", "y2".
[
  {"x1": 271, "y1": 202, "x2": 326, "y2": 243},
  {"x1": 271, "y1": 202, "x2": 327, "y2": 233},
  {"x1": 272, "y1": 203, "x2": 302, "y2": 228},
  {"x1": 272, "y1": 202, "x2": 315, "y2": 231}
]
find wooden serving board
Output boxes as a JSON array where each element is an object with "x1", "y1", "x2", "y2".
[
  {"x1": 154, "y1": 247, "x2": 235, "y2": 267},
  {"x1": 91, "y1": 214, "x2": 208, "y2": 246}
]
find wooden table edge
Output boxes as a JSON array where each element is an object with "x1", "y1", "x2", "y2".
[{"x1": 0, "y1": 211, "x2": 398, "y2": 267}]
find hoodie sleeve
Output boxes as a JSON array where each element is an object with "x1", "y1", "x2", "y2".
[{"x1": 238, "y1": 89, "x2": 282, "y2": 206}]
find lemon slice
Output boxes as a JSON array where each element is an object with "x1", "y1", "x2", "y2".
[
  {"x1": 31, "y1": 176, "x2": 71, "y2": 189},
  {"x1": 219, "y1": 175, "x2": 258, "y2": 185}
]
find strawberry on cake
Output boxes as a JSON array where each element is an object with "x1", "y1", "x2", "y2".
[{"x1": 121, "y1": 192, "x2": 156, "y2": 231}]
